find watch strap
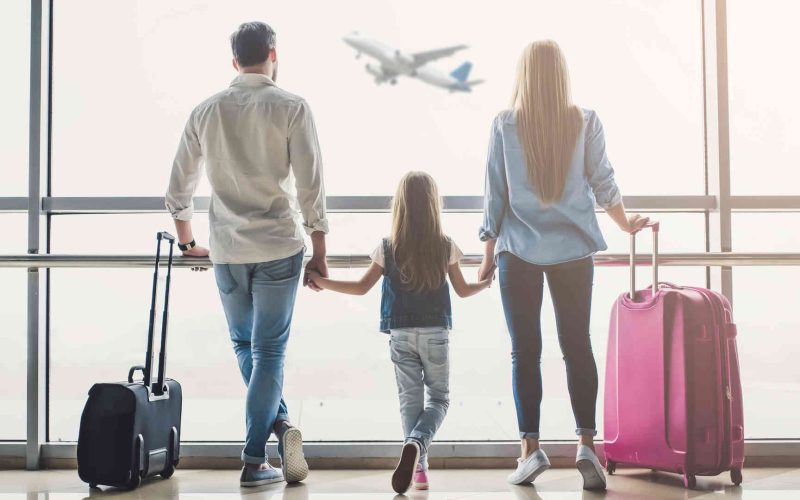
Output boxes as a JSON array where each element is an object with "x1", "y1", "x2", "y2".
[{"x1": 178, "y1": 239, "x2": 196, "y2": 252}]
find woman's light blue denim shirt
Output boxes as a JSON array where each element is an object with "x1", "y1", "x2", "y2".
[{"x1": 479, "y1": 109, "x2": 621, "y2": 265}]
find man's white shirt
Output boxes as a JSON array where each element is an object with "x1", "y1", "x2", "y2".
[{"x1": 166, "y1": 73, "x2": 328, "y2": 264}]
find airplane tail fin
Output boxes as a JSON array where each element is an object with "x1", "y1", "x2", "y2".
[{"x1": 450, "y1": 61, "x2": 472, "y2": 83}]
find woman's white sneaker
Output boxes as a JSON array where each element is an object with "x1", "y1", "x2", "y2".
[
  {"x1": 576, "y1": 445, "x2": 607, "y2": 491},
  {"x1": 507, "y1": 449, "x2": 551, "y2": 485}
]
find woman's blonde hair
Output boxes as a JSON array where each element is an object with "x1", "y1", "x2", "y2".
[
  {"x1": 390, "y1": 171, "x2": 450, "y2": 293},
  {"x1": 511, "y1": 40, "x2": 583, "y2": 205}
]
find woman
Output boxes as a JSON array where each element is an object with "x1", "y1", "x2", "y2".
[{"x1": 477, "y1": 40, "x2": 648, "y2": 490}]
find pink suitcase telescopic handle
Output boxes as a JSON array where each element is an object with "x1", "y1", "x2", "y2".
[{"x1": 629, "y1": 221, "x2": 660, "y2": 301}]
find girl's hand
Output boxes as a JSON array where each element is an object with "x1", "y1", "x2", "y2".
[{"x1": 307, "y1": 269, "x2": 324, "y2": 288}]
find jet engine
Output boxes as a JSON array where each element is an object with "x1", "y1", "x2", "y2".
[{"x1": 365, "y1": 63, "x2": 384, "y2": 78}]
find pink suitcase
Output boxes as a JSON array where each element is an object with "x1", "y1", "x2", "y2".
[{"x1": 603, "y1": 222, "x2": 744, "y2": 489}]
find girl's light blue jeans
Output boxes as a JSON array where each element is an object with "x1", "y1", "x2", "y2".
[{"x1": 389, "y1": 327, "x2": 451, "y2": 470}]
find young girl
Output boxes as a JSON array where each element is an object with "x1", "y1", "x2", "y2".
[{"x1": 308, "y1": 171, "x2": 492, "y2": 494}]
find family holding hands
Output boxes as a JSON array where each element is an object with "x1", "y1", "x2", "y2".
[{"x1": 166, "y1": 21, "x2": 648, "y2": 493}]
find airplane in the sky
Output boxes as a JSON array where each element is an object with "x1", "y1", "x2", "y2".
[{"x1": 342, "y1": 31, "x2": 483, "y2": 92}]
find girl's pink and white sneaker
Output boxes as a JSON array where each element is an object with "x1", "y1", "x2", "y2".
[{"x1": 414, "y1": 464, "x2": 429, "y2": 490}]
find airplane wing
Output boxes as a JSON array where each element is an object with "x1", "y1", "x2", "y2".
[{"x1": 411, "y1": 45, "x2": 468, "y2": 67}]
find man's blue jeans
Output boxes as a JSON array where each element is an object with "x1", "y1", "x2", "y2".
[{"x1": 214, "y1": 250, "x2": 303, "y2": 464}]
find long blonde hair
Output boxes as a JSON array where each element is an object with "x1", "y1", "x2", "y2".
[
  {"x1": 390, "y1": 172, "x2": 450, "y2": 293},
  {"x1": 511, "y1": 40, "x2": 583, "y2": 205}
]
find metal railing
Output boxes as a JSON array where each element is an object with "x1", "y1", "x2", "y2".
[{"x1": 2, "y1": 253, "x2": 800, "y2": 269}]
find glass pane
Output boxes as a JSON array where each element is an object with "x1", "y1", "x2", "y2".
[
  {"x1": 732, "y1": 213, "x2": 800, "y2": 252},
  {"x1": 0, "y1": 214, "x2": 29, "y2": 254},
  {"x1": 731, "y1": 213, "x2": 799, "y2": 439},
  {"x1": 0, "y1": 216, "x2": 33, "y2": 439},
  {"x1": 0, "y1": 215, "x2": 28, "y2": 441},
  {"x1": 728, "y1": 0, "x2": 800, "y2": 194},
  {"x1": 52, "y1": 0, "x2": 702, "y2": 196},
  {"x1": 50, "y1": 213, "x2": 704, "y2": 441},
  {"x1": 0, "y1": 269, "x2": 27, "y2": 440},
  {"x1": 0, "y1": 1, "x2": 29, "y2": 195},
  {"x1": 733, "y1": 267, "x2": 799, "y2": 439}
]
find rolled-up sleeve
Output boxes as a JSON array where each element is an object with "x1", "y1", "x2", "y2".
[
  {"x1": 584, "y1": 111, "x2": 622, "y2": 209},
  {"x1": 165, "y1": 112, "x2": 203, "y2": 220},
  {"x1": 479, "y1": 115, "x2": 508, "y2": 241},
  {"x1": 289, "y1": 99, "x2": 329, "y2": 235}
]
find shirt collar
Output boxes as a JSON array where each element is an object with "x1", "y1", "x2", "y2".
[{"x1": 230, "y1": 73, "x2": 276, "y2": 88}]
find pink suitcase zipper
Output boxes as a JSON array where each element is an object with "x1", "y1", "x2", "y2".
[{"x1": 603, "y1": 222, "x2": 744, "y2": 489}]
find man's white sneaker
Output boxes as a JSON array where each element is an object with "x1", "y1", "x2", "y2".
[
  {"x1": 507, "y1": 449, "x2": 551, "y2": 485},
  {"x1": 576, "y1": 445, "x2": 607, "y2": 491}
]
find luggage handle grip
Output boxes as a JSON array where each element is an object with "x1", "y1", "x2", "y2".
[
  {"x1": 128, "y1": 365, "x2": 145, "y2": 384},
  {"x1": 629, "y1": 221, "x2": 659, "y2": 301},
  {"x1": 157, "y1": 231, "x2": 176, "y2": 243}
]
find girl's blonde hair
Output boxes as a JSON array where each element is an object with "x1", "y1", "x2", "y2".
[
  {"x1": 390, "y1": 171, "x2": 450, "y2": 293},
  {"x1": 511, "y1": 40, "x2": 583, "y2": 205}
]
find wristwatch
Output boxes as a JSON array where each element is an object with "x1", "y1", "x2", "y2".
[{"x1": 178, "y1": 239, "x2": 196, "y2": 252}]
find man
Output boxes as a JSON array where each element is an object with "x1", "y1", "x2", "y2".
[{"x1": 165, "y1": 21, "x2": 328, "y2": 487}]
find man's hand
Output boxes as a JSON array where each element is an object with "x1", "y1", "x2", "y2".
[
  {"x1": 307, "y1": 269, "x2": 324, "y2": 289},
  {"x1": 304, "y1": 254, "x2": 328, "y2": 291},
  {"x1": 183, "y1": 245, "x2": 210, "y2": 272}
]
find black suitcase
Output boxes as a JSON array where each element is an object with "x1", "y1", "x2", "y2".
[{"x1": 78, "y1": 232, "x2": 182, "y2": 490}]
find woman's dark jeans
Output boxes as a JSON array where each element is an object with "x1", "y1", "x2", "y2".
[{"x1": 498, "y1": 252, "x2": 598, "y2": 439}]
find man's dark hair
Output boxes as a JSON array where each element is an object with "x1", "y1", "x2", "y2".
[{"x1": 230, "y1": 22, "x2": 276, "y2": 67}]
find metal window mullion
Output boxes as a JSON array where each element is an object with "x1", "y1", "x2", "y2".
[
  {"x1": 702, "y1": 0, "x2": 734, "y2": 301},
  {"x1": 26, "y1": 0, "x2": 46, "y2": 470}
]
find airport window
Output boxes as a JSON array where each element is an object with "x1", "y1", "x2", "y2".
[
  {"x1": 0, "y1": 1, "x2": 30, "y2": 196},
  {"x1": 4, "y1": 0, "x2": 800, "y2": 467},
  {"x1": 728, "y1": 0, "x2": 800, "y2": 194}
]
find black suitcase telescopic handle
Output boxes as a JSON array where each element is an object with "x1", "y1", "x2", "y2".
[
  {"x1": 158, "y1": 231, "x2": 176, "y2": 243},
  {"x1": 142, "y1": 231, "x2": 175, "y2": 396}
]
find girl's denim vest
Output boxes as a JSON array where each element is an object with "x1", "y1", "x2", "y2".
[{"x1": 379, "y1": 238, "x2": 453, "y2": 334}]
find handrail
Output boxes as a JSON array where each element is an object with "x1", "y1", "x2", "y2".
[{"x1": 1, "y1": 253, "x2": 799, "y2": 268}]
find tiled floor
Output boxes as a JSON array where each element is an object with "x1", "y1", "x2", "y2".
[{"x1": 1, "y1": 468, "x2": 799, "y2": 499}]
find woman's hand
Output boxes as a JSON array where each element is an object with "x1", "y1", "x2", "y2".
[
  {"x1": 478, "y1": 257, "x2": 496, "y2": 282},
  {"x1": 621, "y1": 214, "x2": 650, "y2": 234},
  {"x1": 478, "y1": 239, "x2": 498, "y2": 281},
  {"x1": 182, "y1": 245, "x2": 210, "y2": 272}
]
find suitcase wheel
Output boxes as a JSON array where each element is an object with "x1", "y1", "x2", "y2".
[
  {"x1": 605, "y1": 460, "x2": 616, "y2": 475},
  {"x1": 683, "y1": 473, "x2": 696, "y2": 489},
  {"x1": 126, "y1": 473, "x2": 142, "y2": 490},
  {"x1": 731, "y1": 468, "x2": 743, "y2": 486},
  {"x1": 161, "y1": 464, "x2": 176, "y2": 479}
]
